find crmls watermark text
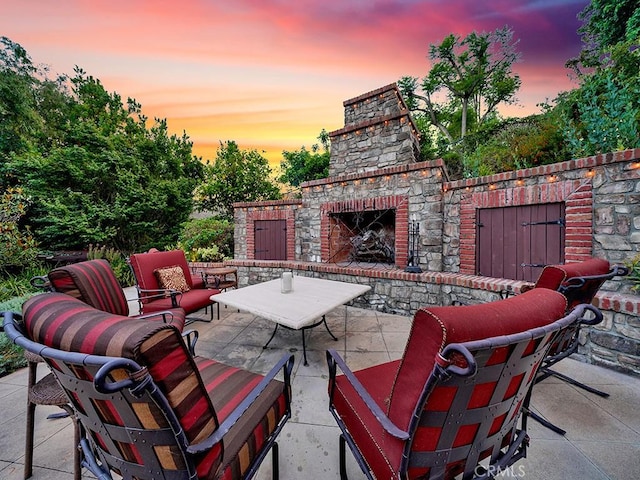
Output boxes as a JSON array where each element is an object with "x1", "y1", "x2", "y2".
[{"x1": 474, "y1": 465, "x2": 526, "y2": 478}]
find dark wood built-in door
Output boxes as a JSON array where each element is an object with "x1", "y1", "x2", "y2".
[
  {"x1": 476, "y1": 203, "x2": 565, "y2": 282},
  {"x1": 254, "y1": 220, "x2": 287, "y2": 260}
]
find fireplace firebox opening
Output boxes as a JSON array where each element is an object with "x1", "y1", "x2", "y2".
[{"x1": 328, "y1": 209, "x2": 396, "y2": 265}]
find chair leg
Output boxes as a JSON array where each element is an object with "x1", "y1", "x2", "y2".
[
  {"x1": 24, "y1": 361, "x2": 37, "y2": 479},
  {"x1": 271, "y1": 441, "x2": 279, "y2": 480},
  {"x1": 24, "y1": 398, "x2": 36, "y2": 479},
  {"x1": 24, "y1": 358, "x2": 81, "y2": 480},
  {"x1": 339, "y1": 434, "x2": 349, "y2": 480},
  {"x1": 62, "y1": 405, "x2": 82, "y2": 480},
  {"x1": 527, "y1": 408, "x2": 567, "y2": 435},
  {"x1": 543, "y1": 367, "x2": 610, "y2": 398}
]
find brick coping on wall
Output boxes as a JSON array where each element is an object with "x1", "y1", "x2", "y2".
[
  {"x1": 300, "y1": 158, "x2": 446, "y2": 189},
  {"x1": 203, "y1": 260, "x2": 639, "y2": 316},
  {"x1": 444, "y1": 148, "x2": 640, "y2": 191}
]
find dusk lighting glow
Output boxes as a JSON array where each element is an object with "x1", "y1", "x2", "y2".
[{"x1": 1, "y1": 0, "x2": 588, "y2": 167}]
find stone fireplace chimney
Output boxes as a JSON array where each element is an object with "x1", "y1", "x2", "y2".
[{"x1": 328, "y1": 83, "x2": 420, "y2": 177}]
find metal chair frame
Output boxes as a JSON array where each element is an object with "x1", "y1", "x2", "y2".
[
  {"x1": 3, "y1": 310, "x2": 293, "y2": 480},
  {"x1": 327, "y1": 303, "x2": 601, "y2": 479}
]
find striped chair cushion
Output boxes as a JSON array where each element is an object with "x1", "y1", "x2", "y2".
[
  {"x1": 48, "y1": 258, "x2": 186, "y2": 331},
  {"x1": 23, "y1": 293, "x2": 221, "y2": 473},
  {"x1": 195, "y1": 357, "x2": 288, "y2": 480},
  {"x1": 23, "y1": 293, "x2": 286, "y2": 480},
  {"x1": 48, "y1": 259, "x2": 129, "y2": 316}
]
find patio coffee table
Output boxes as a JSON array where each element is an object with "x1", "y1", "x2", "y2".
[{"x1": 212, "y1": 276, "x2": 371, "y2": 365}]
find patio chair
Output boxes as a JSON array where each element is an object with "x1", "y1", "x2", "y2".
[
  {"x1": 327, "y1": 288, "x2": 601, "y2": 479},
  {"x1": 128, "y1": 249, "x2": 221, "y2": 322},
  {"x1": 524, "y1": 257, "x2": 629, "y2": 434},
  {"x1": 2, "y1": 293, "x2": 294, "y2": 480}
]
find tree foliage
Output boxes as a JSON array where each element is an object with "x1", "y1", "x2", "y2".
[
  {"x1": 195, "y1": 141, "x2": 281, "y2": 220},
  {"x1": 278, "y1": 129, "x2": 330, "y2": 190},
  {"x1": 0, "y1": 187, "x2": 38, "y2": 273},
  {"x1": 555, "y1": 1, "x2": 640, "y2": 158},
  {"x1": 0, "y1": 37, "x2": 204, "y2": 252},
  {"x1": 568, "y1": 0, "x2": 640, "y2": 72},
  {"x1": 399, "y1": 26, "x2": 521, "y2": 150}
]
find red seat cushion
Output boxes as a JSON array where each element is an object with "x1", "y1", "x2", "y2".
[
  {"x1": 534, "y1": 258, "x2": 610, "y2": 290},
  {"x1": 333, "y1": 361, "x2": 404, "y2": 479},
  {"x1": 534, "y1": 258, "x2": 611, "y2": 308},
  {"x1": 331, "y1": 289, "x2": 568, "y2": 479},
  {"x1": 129, "y1": 250, "x2": 219, "y2": 315},
  {"x1": 129, "y1": 250, "x2": 199, "y2": 293}
]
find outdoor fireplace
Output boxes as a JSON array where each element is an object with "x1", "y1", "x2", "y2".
[
  {"x1": 328, "y1": 210, "x2": 396, "y2": 264},
  {"x1": 320, "y1": 195, "x2": 409, "y2": 269}
]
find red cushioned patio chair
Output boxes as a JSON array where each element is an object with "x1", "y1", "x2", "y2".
[
  {"x1": 31, "y1": 258, "x2": 197, "y2": 352},
  {"x1": 128, "y1": 249, "x2": 220, "y2": 322},
  {"x1": 525, "y1": 257, "x2": 629, "y2": 433},
  {"x1": 327, "y1": 289, "x2": 601, "y2": 479},
  {"x1": 2, "y1": 293, "x2": 293, "y2": 480}
]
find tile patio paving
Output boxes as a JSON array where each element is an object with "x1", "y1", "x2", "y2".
[{"x1": 1, "y1": 300, "x2": 639, "y2": 479}]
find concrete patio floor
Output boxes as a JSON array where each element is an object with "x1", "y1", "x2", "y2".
[{"x1": 1, "y1": 300, "x2": 639, "y2": 479}]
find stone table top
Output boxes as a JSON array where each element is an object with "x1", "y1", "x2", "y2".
[{"x1": 212, "y1": 276, "x2": 371, "y2": 330}]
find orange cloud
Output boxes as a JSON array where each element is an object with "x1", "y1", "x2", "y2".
[{"x1": 1, "y1": 0, "x2": 589, "y2": 164}]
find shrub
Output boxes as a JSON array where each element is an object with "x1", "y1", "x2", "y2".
[
  {"x1": 87, "y1": 244, "x2": 135, "y2": 287},
  {"x1": 0, "y1": 294, "x2": 36, "y2": 377},
  {"x1": 180, "y1": 245, "x2": 225, "y2": 263},
  {"x1": 178, "y1": 217, "x2": 234, "y2": 259},
  {"x1": 0, "y1": 263, "x2": 48, "y2": 302},
  {"x1": 1, "y1": 187, "x2": 39, "y2": 274},
  {"x1": 626, "y1": 253, "x2": 640, "y2": 294}
]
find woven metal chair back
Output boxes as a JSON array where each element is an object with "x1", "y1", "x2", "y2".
[{"x1": 3, "y1": 310, "x2": 194, "y2": 480}]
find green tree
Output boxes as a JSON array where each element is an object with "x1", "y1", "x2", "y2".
[
  {"x1": 399, "y1": 26, "x2": 521, "y2": 150},
  {"x1": 1, "y1": 39, "x2": 204, "y2": 252},
  {"x1": 555, "y1": 1, "x2": 640, "y2": 158},
  {"x1": 195, "y1": 141, "x2": 281, "y2": 220},
  {"x1": 278, "y1": 129, "x2": 330, "y2": 190},
  {"x1": 568, "y1": 0, "x2": 640, "y2": 73}
]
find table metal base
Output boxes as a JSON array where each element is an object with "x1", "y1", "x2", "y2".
[{"x1": 263, "y1": 315, "x2": 338, "y2": 366}]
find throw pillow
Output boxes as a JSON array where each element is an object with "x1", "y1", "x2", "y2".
[{"x1": 154, "y1": 265, "x2": 191, "y2": 293}]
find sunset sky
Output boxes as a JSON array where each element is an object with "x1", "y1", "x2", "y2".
[{"x1": 2, "y1": 0, "x2": 589, "y2": 168}]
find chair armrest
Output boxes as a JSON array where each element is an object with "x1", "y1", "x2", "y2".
[
  {"x1": 29, "y1": 275, "x2": 51, "y2": 291},
  {"x1": 137, "y1": 288, "x2": 182, "y2": 307},
  {"x1": 326, "y1": 349, "x2": 409, "y2": 440},
  {"x1": 182, "y1": 329, "x2": 199, "y2": 356},
  {"x1": 135, "y1": 310, "x2": 176, "y2": 323},
  {"x1": 186, "y1": 353, "x2": 295, "y2": 454}
]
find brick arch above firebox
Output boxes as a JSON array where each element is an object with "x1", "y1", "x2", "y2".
[{"x1": 459, "y1": 179, "x2": 594, "y2": 275}]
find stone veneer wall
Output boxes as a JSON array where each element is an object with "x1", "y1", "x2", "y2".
[
  {"x1": 328, "y1": 84, "x2": 420, "y2": 177},
  {"x1": 299, "y1": 160, "x2": 445, "y2": 270},
  {"x1": 229, "y1": 149, "x2": 640, "y2": 375},
  {"x1": 443, "y1": 149, "x2": 640, "y2": 293}
]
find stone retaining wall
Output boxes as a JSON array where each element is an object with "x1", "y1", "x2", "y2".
[{"x1": 191, "y1": 259, "x2": 640, "y2": 376}]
